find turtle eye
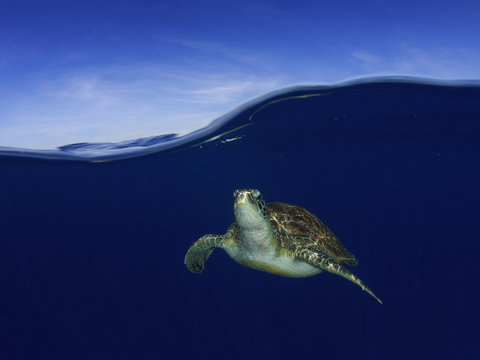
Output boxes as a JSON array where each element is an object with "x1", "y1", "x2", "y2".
[
  {"x1": 233, "y1": 190, "x2": 239, "y2": 198},
  {"x1": 251, "y1": 189, "x2": 260, "y2": 199}
]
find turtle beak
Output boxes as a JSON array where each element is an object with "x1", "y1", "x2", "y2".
[
  {"x1": 234, "y1": 191, "x2": 250, "y2": 205},
  {"x1": 234, "y1": 192, "x2": 252, "y2": 216},
  {"x1": 234, "y1": 189, "x2": 256, "y2": 211},
  {"x1": 234, "y1": 191, "x2": 263, "y2": 227}
]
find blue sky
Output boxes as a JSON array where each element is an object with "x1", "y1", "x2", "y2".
[{"x1": 1, "y1": 0, "x2": 479, "y2": 149}]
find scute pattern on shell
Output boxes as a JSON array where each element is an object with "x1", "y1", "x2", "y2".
[{"x1": 267, "y1": 202, "x2": 358, "y2": 266}]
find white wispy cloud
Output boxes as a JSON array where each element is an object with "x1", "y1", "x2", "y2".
[
  {"x1": 349, "y1": 44, "x2": 480, "y2": 79},
  {"x1": 0, "y1": 63, "x2": 284, "y2": 149}
]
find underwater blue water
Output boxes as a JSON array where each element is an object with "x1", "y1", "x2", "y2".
[{"x1": 1, "y1": 78, "x2": 479, "y2": 359}]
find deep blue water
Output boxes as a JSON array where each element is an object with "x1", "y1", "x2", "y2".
[{"x1": 1, "y1": 78, "x2": 480, "y2": 359}]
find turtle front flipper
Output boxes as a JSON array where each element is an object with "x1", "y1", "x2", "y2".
[
  {"x1": 184, "y1": 234, "x2": 224, "y2": 273},
  {"x1": 294, "y1": 246, "x2": 382, "y2": 304}
]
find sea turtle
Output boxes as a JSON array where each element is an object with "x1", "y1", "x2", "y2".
[{"x1": 184, "y1": 189, "x2": 382, "y2": 303}]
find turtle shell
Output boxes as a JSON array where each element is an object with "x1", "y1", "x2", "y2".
[{"x1": 267, "y1": 202, "x2": 358, "y2": 266}]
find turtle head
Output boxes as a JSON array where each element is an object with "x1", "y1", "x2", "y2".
[{"x1": 233, "y1": 189, "x2": 268, "y2": 229}]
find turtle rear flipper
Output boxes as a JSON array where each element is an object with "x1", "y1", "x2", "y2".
[
  {"x1": 338, "y1": 255, "x2": 358, "y2": 267},
  {"x1": 184, "y1": 234, "x2": 224, "y2": 273},
  {"x1": 294, "y1": 246, "x2": 382, "y2": 304}
]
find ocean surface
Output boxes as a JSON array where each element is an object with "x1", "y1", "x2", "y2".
[{"x1": 1, "y1": 78, "x2": 479, "y2": 360}]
